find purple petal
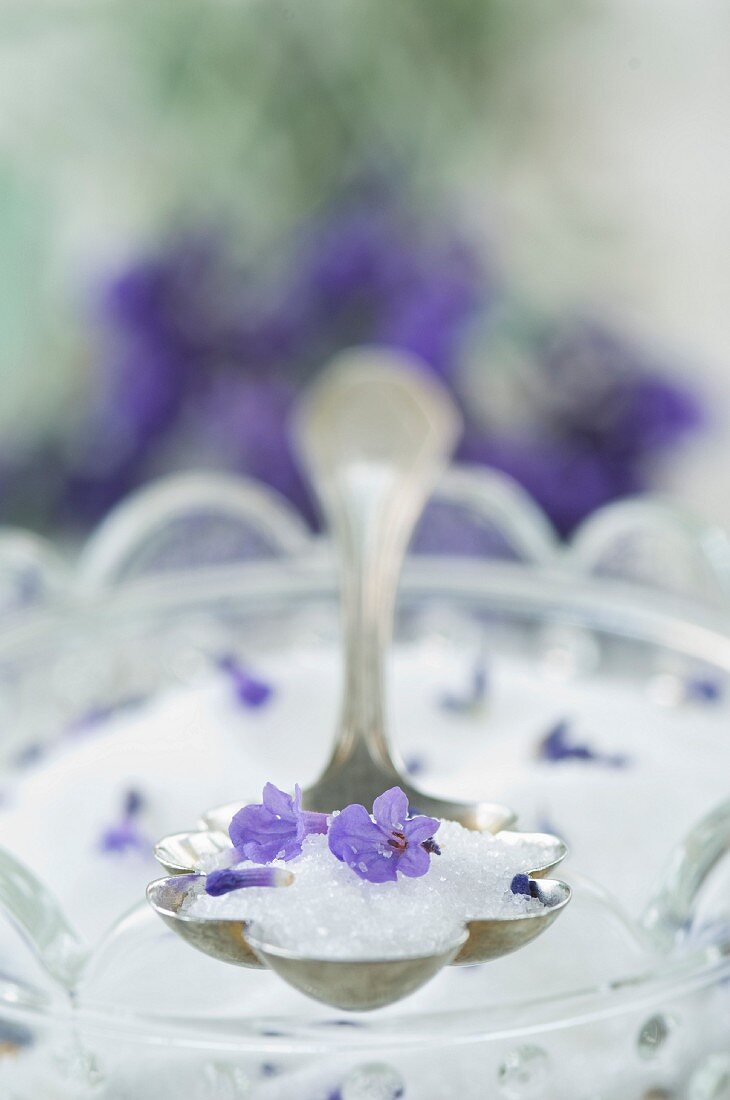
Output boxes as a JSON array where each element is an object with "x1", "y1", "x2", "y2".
[
  {"x1": 328, "y1": 804, "x2": 382, "y2": 862},
  {"x1": 396, "y1": 842, "x2": 431, "y2": 878},
  {"x1": 341, "y1": 843, "x2": 400, "y2": 883},
  {"x1": 403, "y1": 815, "x2": 440, "y2": 847},
  {"x1": 372, "y1": 787, "x2": 409, "y2": 832},
  {"x1": 261, "y1": 782, "x2": 296, "y2": 821},
  {"x1": 229, "y1": 803, "x2": 297, "y2": 862},
  {"x1": 205, "y1": 866, "x2": 293, "y2": 895},
  {"x1": 298, "y1": 810, "x2": 330, "y2": 838}
]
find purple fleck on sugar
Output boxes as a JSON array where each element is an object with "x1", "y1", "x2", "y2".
[
  {"x1": 537, "y1": 719, "x2": 628, "y2": 768},
  {"x1": 99, "y1": 788, "x2": 149, "y2": 855},
  {"x1": 439, "y1": 653, "x2": 489, "y2": 716},
  {"x1": 685, "y1": 676, "x2": 723, "y2": 704},
  {"x1": 404, "y1": 753, "x2": 428, "y2": 777},
  {"x1": 217, "y1": 655, "x2": 274, "y2": 709}
]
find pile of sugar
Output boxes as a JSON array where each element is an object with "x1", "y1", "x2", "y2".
[{"x1": 185, "y1": 820, "x2": 547, "y2": 959}]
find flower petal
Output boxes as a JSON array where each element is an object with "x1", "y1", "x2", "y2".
[
  {"x1": 328, "y1": 804, "x2": 381, "y2": 862},
  {"x1": 372, "y1": 786, "x2": 409, "y2": 832},
  {"x1": 230, "y1": 803, "x2": 298, "y2": 862},
  {"x1": 342, "y1": 843, "x2": 400, "y2": 883},
  {"x1": 261, "y1": 782, "x2": 296, "y2": 820},
  {"x1": 397, "y1": 842, "x2": 431, "y2": 879},
  {"x1": 403, "y1": 815, "x2": 440, "y2": 847}
]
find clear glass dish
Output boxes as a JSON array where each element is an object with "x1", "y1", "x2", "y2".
[{"x1": 0, "y1": 469, "x2": 729, "y2": 1099}]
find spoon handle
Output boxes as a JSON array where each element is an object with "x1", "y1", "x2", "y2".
[{"x1": 296, "y1": 348, "x2": 461, "y2": 810}]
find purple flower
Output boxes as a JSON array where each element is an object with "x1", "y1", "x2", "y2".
[
  {"x1": 460, "y1": 429, "x2": 638, "y2": 539},
  {"x1": 205, "y1": 866, "x2": 294, "y2": 896},
  {"x1": 510, "y1": 873, "x2": 545, "y2": 903},
  {"x1": 229, "y1": 783, "x2": 329, "y2": 863},
  {"x1": 100, "y1": 788, "x2": 148, "y2": 854},
  {"x1": 460, "y1": 318, "x2": 705, "y2": 537},
  {"x1": 328, "y1": 786, "x2": 440, "y2": 883},
  {"x1": 217, "y1": 655, "x2": 274, "y2": 709},
  {"x1": 537, "y1": 720, "x2": 628, "y2": 768},
  {"x1": 195, "y1": 375, "x2": 318, "y2": 527}
]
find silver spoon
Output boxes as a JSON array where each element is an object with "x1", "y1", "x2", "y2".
[
  {"x1": 149, "y1": 351, "x2": 570, "y2": 1010},
  {"x1": 160, "y1": 347, "x2": 514, "y2": 856}
]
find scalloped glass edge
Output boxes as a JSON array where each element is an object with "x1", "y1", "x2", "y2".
[{"x1": 0, "y1": 465, "x2": 728, "y2": 613}]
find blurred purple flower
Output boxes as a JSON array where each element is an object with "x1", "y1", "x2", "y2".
[
  {"x1": 196, "y1": 375, "x2": 317, "y2": 525},
  {"x1": 0, "y1": 196, "x2": 705, "y2": 544},
  {"x1": 292, "y1": 199, "x2": 482, "y2": 380},
  {"x1": 461, "y1": 320, "x2": 705, "y2": 536}
]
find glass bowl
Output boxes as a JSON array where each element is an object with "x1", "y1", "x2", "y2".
[{"x1": 0, "y1": 468, "x2": 729, "y2": 1100}]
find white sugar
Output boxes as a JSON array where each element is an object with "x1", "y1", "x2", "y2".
[{"x1": 185, "y1": 820, "x2": 546, "y2": 960}]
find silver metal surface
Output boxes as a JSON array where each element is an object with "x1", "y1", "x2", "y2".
[
  {"x1": 244, "y1": 927, "x2": 469, "y2": 1011},
  {"x1": 154, "y1": 829, "x2": 230, "y2": 877},
  {"x1": 146, "y1": 875, "x2": 266, "y2": 970},
  {"x1": 456, "y1": 880, "x2": 571, "y2": 965}
]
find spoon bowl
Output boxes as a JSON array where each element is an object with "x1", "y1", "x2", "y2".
[
  {"x1": 154, "y1": 829, "x2": 230, "y2": 877},
  {"x1": 455, "y1": 880, "x2": 572, "y2": 965},
  {"x1": 146, "y1": 875, "x2": 265, "y2": 969},
  {"x1": 147, "y1": 872, "x2": 570, "y2": 1009},
  {"x1": 245, "y1": 927, "x2": 469, "y2": 1011}
]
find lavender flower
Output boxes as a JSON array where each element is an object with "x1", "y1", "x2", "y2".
[
  {"x1": 229, "y1": 783, "x2": 329, "y2": 863},
  {"x1": 217, "y1": 655, "x2": 274, "y2": 709},
  {"x1": 100, "y1": 789, "x2": 148, "y2": 854},
  {"x1": 328, "y1": 786, "x2": 440, "y2": 883},
  {"x1": 537, "y1": 719, "x2": 628, "y2": 768},
  {"x1": 461, "y1": 318, "x2": 705, "y2": 536},
  {"x1": 510, "y1": 873, "x2": 545, "y2": 903},
  {"x1": 205, "y1": 866, "x2": 294, "y2": 896}
]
